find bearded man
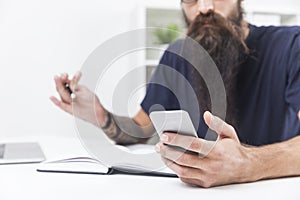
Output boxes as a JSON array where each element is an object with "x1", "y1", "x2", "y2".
[{"x1": 51, "y1": 0, "x2": 300, "y2": 187}]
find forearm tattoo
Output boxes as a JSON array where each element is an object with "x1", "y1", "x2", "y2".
[{"x1": 100, "y1": 111, "x2": 154, "y2": 145}]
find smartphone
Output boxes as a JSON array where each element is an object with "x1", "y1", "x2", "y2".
[{"x1": 149, "y1": 110, "x2": 198, "y2": 138}]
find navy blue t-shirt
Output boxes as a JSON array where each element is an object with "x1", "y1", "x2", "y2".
[{"x1": 141, "y1": 24, "x2": 300, "y2": 146}]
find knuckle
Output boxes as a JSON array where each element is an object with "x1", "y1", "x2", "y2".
[
  {"x1": 159, "y1": 146, "x2": 166, "y2": 156},
  {"x1": 201, "y1": 176, "x2": 213, "y2": 188},
  {"x1": 176, "y1": 154, "x2": 192, "y2": 166},
  {"x1": 210, "y1": 162, "x2": 222, "y2": 172},
  {"x1": 228, "y1": 125, "x2": 236, "y2": 132},
  {"x1": 177, "y1": 167, "x2": 188, "y2": 177},
  {"x1": 179, "y1": 177, "x2": 189, "y2": 184},
  {"x1": 189, "y1": 139, "x2": 201, "y2": 151},
  {"x1": 57, "y1": 87, "x2": 65, "y2": 94},
  {"x1": 202, "y1": 181, "x2": 213, "y2": 188},
  {"x1": 216, "y1": 151, "x2": 224, "y2": 158},
  {"x1": 177, "y1": 155, "x2": 186, "y2": 164},
  {"x1": 213, "y1": 146, "x2": 224, "y2": 157}
]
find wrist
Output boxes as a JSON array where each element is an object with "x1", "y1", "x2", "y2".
[
  {"x1": 231, "y1": 145, "x2": 261, "y2": 183},
  {"x1": 94, "y1": 103, "x2": 108, "y2": 127},
  {"x1": 245, "y1": 142, "x2": 290, "y2": 181},
  {"x1": 242, "y1": 146, "x2": 264, "y2": 182},
  {"x1": 99, "y1": 111, "x2": 112, "y2": 129}
]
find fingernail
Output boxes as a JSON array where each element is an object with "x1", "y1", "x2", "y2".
[
  {"x1": 160, "y1": 134, "x2": 168, "y2": 142},
  {"x1": 155, "y1": 144, "x2": 160, "y2": 153},
  {"x1": 62, "y1": 73, "x2": 68, "y2": 78}
]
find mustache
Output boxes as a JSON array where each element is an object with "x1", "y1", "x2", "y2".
[
  {"x1": 188, "y1": 11, "x2": 239, "y2": 40},
  {"x1": 193, "y1": 12, "x2": 229, "y2": 27},
  {"x1": 187, "y1": 11, "x2": 248, "y2": 54}
]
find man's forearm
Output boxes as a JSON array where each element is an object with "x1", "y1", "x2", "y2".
[
  {"x1": 248, "y1": 135, "x2": 300, "y2": 181},
  {"x1": 100, "y1": 111, "x2": 154, "y2": 145}
]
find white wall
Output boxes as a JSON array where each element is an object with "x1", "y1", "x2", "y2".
[
  {"x1": 0, "y1": 0, "x2": 143, "y2": 138},
  {"x1": 243, "y1": 0, "x2": 300, "y2": 14},
  {"x1": 1, "y1": 0, "x2": 299, "y2": 139},
  {"x1": 243, "y1": 0, "x2": 300, "y2": 26}
]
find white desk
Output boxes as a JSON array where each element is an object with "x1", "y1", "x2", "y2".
[{"x1": 1, "y1": 135, "x2": 300, "y2": 200}]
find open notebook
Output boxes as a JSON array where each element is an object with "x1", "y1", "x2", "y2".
[{"x1": 37, "y1": 144, "x2": 177, "y2": 178}]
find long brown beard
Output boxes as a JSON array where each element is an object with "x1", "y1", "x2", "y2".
[{"x1": 186, "y1": 11, "x2": 248, "y2": 126}]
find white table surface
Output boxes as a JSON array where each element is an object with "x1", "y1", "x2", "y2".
[{"x1": 1, "y1": 135, "x2": 300, "y2": 200}]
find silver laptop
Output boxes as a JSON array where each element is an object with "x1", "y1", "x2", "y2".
[{"x1": 0, "y1": 142, "x2": 45, "y2": 164}]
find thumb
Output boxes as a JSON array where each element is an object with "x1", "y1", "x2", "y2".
[{"x1": 203, "y1": 111, "x2": 239, "y2": 142}]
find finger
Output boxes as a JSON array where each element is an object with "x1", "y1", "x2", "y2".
[
  {"x1": 160, "y1": 132, "x2": 216, "y2": 157},
  {"x1": 60, "y1": 72, "x2": 69, "y2": 83},
  {"x1": 203, "y1": 111, "x2": 224, "y2": 134},
  {"x1": 49, "y1": 96, "x2": 73, "y2": 114},
  {"x1": 160, "y1": 132, "x2": 203, "y2": 153},
  {"x1": 70, "y1": 71, "x2": 82, "y2": 90},
  {"x1": 298, "y1": 110, "x2": 300, "y2": 120},
  {"x1": 161, "y1": 157, "x2": 206, "y2": 182},
  {"x1": 157, "y1": 142, "x2": 207, "y2": 169},
  {"x1": 162, "y1": 158, "x2": 211, "y2": 188},
  {"x1": 203, "y1": 111, "x2": 239, "y2": 141},
  {"x1": 180, "y1": 177, "x2": 206, "y2": 188},
  {"x1": 54, "y1": 75, "x2": 72, "y2": 103}
]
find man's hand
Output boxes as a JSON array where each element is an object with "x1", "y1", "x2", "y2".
[
  {"x1": 156, "y1": 111, "x2": 254, "y2": 188},
  {"x1": 50, "y1": 71, "x2": 107, "y2": 127}
]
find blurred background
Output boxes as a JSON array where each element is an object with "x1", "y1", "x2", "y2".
[{"x1": 0, "y1": 0, "x2": 299, "y2": 139}]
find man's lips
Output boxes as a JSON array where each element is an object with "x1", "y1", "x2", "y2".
[
  {"x1": 202, "y1": 23, "x2": 213, "y2": 28},
  {"x1": 200, "y1": 21, "x2": 216, "y2": 28}
]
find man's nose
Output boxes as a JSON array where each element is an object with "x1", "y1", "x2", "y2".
[{"x1": 197, "y1": 0, "x2": 214, "y2": 15}]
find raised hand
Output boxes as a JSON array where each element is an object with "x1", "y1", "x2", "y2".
[{"x1": 50, "y1": 71, "x2": 107, "y2": 127}]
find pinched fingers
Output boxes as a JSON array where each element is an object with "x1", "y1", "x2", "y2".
[
  {"x1": 54, "y1": 72, "x2": 82, "y2": 103},
  {"x1": 54, "y1": 73, "x2": 73, "y2": 103}
]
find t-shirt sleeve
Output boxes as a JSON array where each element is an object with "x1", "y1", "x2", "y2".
[
  {"x1": 286, "y1": 33, "x2": 300, "y2": 112},
  {"x1": 141, "y1": 51, "x2": 180, "y2": 115}
]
